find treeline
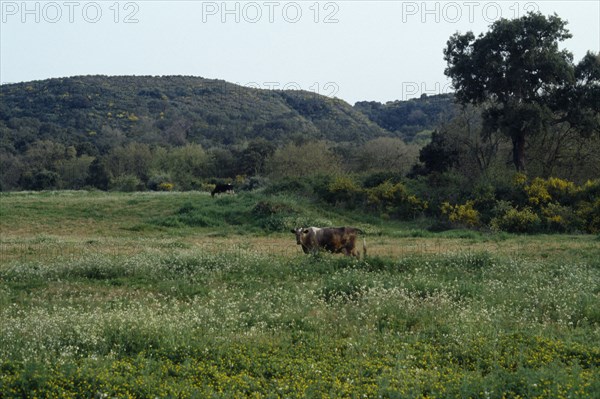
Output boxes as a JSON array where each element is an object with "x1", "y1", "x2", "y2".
[
  {"x1": 0, "y1": 137, "x2": 420, "y2": 191},
  {"x1": 0, "y1": 75, "x2": 448, "y2": 192}
]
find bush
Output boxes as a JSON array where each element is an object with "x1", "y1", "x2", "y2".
[
  {"x1": 252, "y1": 201, "x2": 298, "y2": 232},
  {"x1": 361, "y1": 172, "x2": 404, "y2": 188},
  {"x1": 525, "y1": 177, "x2": 552, "y2": 206},
  {"x1": 366, "y1": 181, "x2": 427, "y2": 219},
  {"x1": 158, "y1": 182, "x2": 174, "y2": 191},
  {"x1": 147, "y1": 173, "x2": 172, "y2": 191},
  {"x1": 326, "y1": 176, "x2": 364, "y2": 206},
  {"x1": 491, "y1": 206, "x2": 541, "y2": 233},
  {"x1": 541, "y1": 203, "x2": 581, "y2": 232},
  {"x1": 576, "y1": 199, "x2": 600, "y2": 233},
  {"x1": 110, "y1": 175, "x2": 144, "y2": 192},
  {"x1": 545, "y1": 177, "x2": 579, "y2": 205},
  {"x1": 265, "y1": 178, "x2": 310, "y2": 195},
  {"x1": 441, "y1": 200, "x2": 480, "y2": 227},
  {"x1": 237, "y1": 176, "x2": 269, "y2": 192}
]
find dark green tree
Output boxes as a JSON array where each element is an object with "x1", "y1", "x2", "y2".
[
  {"x1": 444, "y1": 12, "x2": 599, "y2": 172},
  {"x1": 20, "y1": 169, "x2": 59, "y2": 191},
  {"x1": 86, "y1": 158, "x2": 110, "y2": 190},
  {"x1": 240, "y1": 138, "x2": 276, "y2": 176},
  {"x1": 416, "y1": 131, "x2": 460, "y2": 174}
]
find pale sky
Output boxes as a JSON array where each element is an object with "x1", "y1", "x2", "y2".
[{"x1": 1, "y1": 1, "x2": 599, "y2": 103}]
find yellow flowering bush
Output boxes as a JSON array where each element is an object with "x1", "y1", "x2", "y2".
[
  {"x1": 525, "y1": 177, "x2": 581, "y2": 206},
  {"x1": 441, "y1": 200, "x2": 480, "y2": 227},
  {"x1": 327, "y1": 176, "x2": 363, "y2": 205},
  {"x1": 525, "y1": 177, "x2": 552, "y2": 206},
  {"x1": 366, "y1": 180, "x2": 406, "y2": 206},
  {"x1": 367, "y1": 181, "x2": 427, "y2": 219},
  {"x1": 491, "y1": 206, "x2": 541, "y2": 233},
  {"x1": 513, "y1": 172, "x2": 528, "y2": 187},
  {"x1": 158, "y1": 182, "x2": 174, "y2": 191}
]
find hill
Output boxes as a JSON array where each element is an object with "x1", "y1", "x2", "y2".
[
  {"x1": 0, "y1": 75, "x2": 392, "y2": 154},
  {"x1": 0, "y1": 76, "x2": 457, "y2": 155},
  {"x1": 354, "y1": 93, "x2": 456, "y2": 142}
]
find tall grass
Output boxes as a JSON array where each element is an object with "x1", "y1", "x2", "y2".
[
  {"x1": 1, "y1": 191, "x2": 599, "y2": 397},
  {"x1": 1, "y1": 246, "x2": 599, "y2": 397}
]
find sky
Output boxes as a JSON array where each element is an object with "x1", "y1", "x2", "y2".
[{"x1": 1, "y1": 0, "x2": 599, "y2": 104}]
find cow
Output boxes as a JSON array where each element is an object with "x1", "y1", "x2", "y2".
[
  {"x1": 290, "y1": 227, "x2": 366, "y2": 258},
  {"x1": 211, "y1": 183, "x2": 234, "y2": 197}
]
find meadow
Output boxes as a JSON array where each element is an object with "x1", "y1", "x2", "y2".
[{"x1": 1, "y1": 191, "x2": 599, "y2": 398}]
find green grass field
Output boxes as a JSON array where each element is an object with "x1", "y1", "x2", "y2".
[{"x1": 1, "y1": 191, "x2": 599, "y2": 398}]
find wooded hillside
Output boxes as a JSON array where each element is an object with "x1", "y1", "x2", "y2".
[
  {"x1": 0, "y1": 75, "x2": 452, "y2": 191},
  {"x1": 1, "y1": 75, "x2": 451, "y2": 154}
]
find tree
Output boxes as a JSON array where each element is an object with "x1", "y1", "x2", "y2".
[
  {"x1": 164, "y1": 144, "x2": 210, "y2": 189},
  {"x1": 105, "y1": 143, "x2": 152, "y2": 182},
  {"x1": 415, "y1": 131, "x2": 460, "y2": 175},
  {"x1": 444, "y1": 12, "x2": 599, "y2": 172},
  {"x1": 24, "y1": 140, "x2": 66, "y2": 171},
  {"x1": 355, "y1": 137, "x2": 417, "y2": 175},
  {"x1": 86, "y1": 158, "x2": 110, "y2": 190},
  {"x1": 240, "y1": 138, "x2": 276, "y2": 176},
  {"x1": 266, "y1": 141, "x2": 341, "y2": 179}
]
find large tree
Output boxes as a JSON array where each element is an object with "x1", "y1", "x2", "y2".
[{"x1": 444, "y1": 12, "x2": 599, "y2": 172}]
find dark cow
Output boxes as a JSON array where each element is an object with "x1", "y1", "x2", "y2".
[
  {"x1": 211, "y1": 183, "x2": 234, "y2": 197},
  {"x1": 290, "y1": 227, "x2": 366, "y2": 258}
]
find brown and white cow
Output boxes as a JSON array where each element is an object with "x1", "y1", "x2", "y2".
[{"x1": 290, "y1": 227, "x2": 366, "y2": 258}]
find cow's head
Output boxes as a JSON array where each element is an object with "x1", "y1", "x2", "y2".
[
  {"x1": 290, "y1": 227, "x2": 309, "y2": 245},
  {"x1": 291, "y1": 227, "x2": 313, "y2": 253}
]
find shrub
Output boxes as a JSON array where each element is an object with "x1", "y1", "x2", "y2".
[
  {"x1": 361, "y1": 172, "x2": 404, "y2": 188},
  {"x1": 237, "y1": 176, "x2": 268, "y2": 192},
  {"x1": 580, "y1": 179, "x2": 600, "y2": 202},
  {"x1": 147, "y1": 173, "x2": 172, "y2": 191},
  {"x1": 525, "y1": 176, "x2": 580, "y2": 207},
  {"x1": 576, "y1": 199, "x2": 600, "y2": 233},
  {"x1": 366, "y1": 181, "x2": 406, "y2": 207},
  {"x1": 367, "y1": 181, "x2": 427, "y2": 219},
  {"x1": 546, "y1": 177, "x2": 579, "y2": 204},
  {"x1": 157, "y1": 182, "x2": 174, "y2": 191},
  {"x1": 541, "y1": 202, "x2": 581, "y2": 232},
  {"x1": 513, "y1": 172, "x2": 528, "y2": 187},
  {"x1": 491, "y1": 206, "x2": 541, "y2": 233},
  {"x1": 252, "y1": 201, "x2": 298, "y2": 232},
  {"x1": 525, "y1": 177, "x2": 552, "y2": 206},
  {"x1": 110, "y1": 174, "x2": 144, "y2": 192},
  {"x1": 264, "y1": 178, "x2": 310, "y2": 195},
  {"x1": 326, "y1": 176, "x2": 364, "y2": 206},
  {"x1": 441, "y1": 200, "x2": 480, "y2": 227}
]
